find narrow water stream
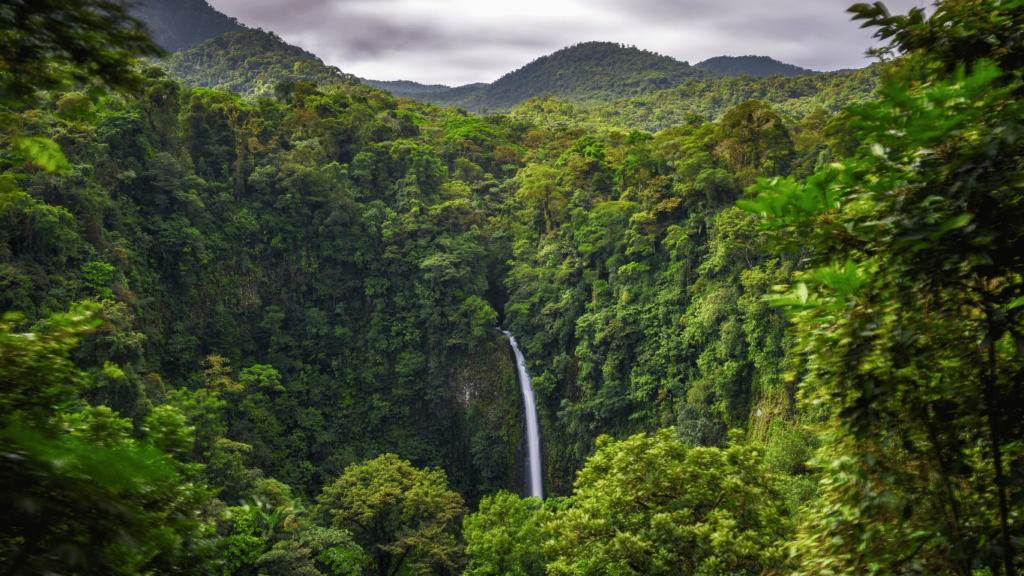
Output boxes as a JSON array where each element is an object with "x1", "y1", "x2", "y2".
[{"x1": 501, "y1": 330, "x2": 543, "y2": 499}]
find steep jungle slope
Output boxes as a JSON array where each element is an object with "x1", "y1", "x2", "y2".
[
  {"x1": 696, "y1": 55, "x2": 820, "y2": 77},
  {"x1": 413, "y1": 42, "x2": 716, "y2": 111},
  {"x1": 9, "y1": 0, "x2": 1024, "y2": 572},
  {"x1": 159, "y1": 29, "x2": 357, "y2": 99},
  {"x1": 131, "y1": 0, "x2": 245, "y2": 53},
  {"x1": 0, "y1": 72, "x2": 533, "y2": 504}
]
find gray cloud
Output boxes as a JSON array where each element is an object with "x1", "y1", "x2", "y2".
[{"x1": 207, "y1": 0, "x2": 929, "y2": 85}]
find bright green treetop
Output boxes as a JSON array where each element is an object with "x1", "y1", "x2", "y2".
[
  {"x1": 463, "y1": 491, "x2": 547, "y2": 576},
  {"x1": 541, "y1": 428, "x2": 792, "y2": 576}
]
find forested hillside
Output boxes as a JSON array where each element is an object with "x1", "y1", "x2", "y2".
[
  {"x1": 410, "y1": 42, "x2": 715, "y2": 111},
  {"x1": 695, "y1": 55, "x2": 820, "y2": 77},
  {"x1": 130, "y1": 0, "x2": 246, "y2": 53},
  {"x1": 4, "y1": 0, "x2": 1024, "y2": 574},
  {"x1": 159, "y1": 29, "x2": 356, "y2": 98},
  {"x1": 159, "y1": 35, "x2": 872, "y2": 124},
  {"x1": 512, "y1": 63, "x2": 881, "y2": 132}
]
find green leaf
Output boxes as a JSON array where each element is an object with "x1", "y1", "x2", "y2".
[
  {"x1": 796, "y1": 282, "x2": 809, "y2": 304},
  {"x1": 1007, "y1": 295, "x2": 1024, "y2": 310},
  {"x1": 936, "y1": 212, "x2": 973, "y2": 236},
  {"x1": 12, "y1": 136, "x2": 71, "y2": 174},
  {"x1": 734, "y1": 199, "x2": 764, "y2": 215}
]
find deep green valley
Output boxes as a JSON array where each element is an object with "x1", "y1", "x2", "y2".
[{"x1": 2, "y1": 0, "x2": 1023, "y2": 575}]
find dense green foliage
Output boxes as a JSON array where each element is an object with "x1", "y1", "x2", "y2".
[
  {"x1": 494, "y1": 94, "x2": 855, "y2": 492},
  {"x1": 0, "y1": 23, "x2": 851, "y2": 572},
  {"x1": 6, "y1": 0, "x2": 1024, "y2": 573},
  {"x1": 0, "y1": 307, "x2": 217, "y2": 575},
  {"x1": 738, "y1": 2, "x2": 1024, "y2": 570},
  {"x1": 409, "y1": 42, "x2": 716, "y2": 112},
  {"x1": 0, "y1": 0, "x2": 164, "y2": 110},
  {"x1": 543, "y1": 429, "x2": 791, "y2": 575},
  {"x1": 154, "y1": 32, "x2": 874, "y2": 131},
  {"x1": 695, "y1": 55, "x2": 820, "y2": 77},
  {"x1": 159, "y1": 29, "x2": 356, "y2": 99},
  {"x1": 1, "y1": 59, "x2": 532, "y2": 506},
  {"x1": 130, "y1": 0, "x2": 245, "y2": 53},
  {"x1": 463, "y1": 492, "x2": 546, "y2": 576}
]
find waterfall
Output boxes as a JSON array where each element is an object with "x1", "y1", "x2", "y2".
[{"x1": 501, "y1": 330, "x2": 543, "y2": 499}]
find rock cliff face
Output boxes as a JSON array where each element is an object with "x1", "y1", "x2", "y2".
[
  {"x1": 131, "y1": 0, "x2": 246, "y2": 53},
  {"x1": 437, "y1": 332, "x2": 524, "y2": 506}
]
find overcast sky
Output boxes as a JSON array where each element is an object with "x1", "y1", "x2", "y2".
[{"x1": 206, "y1": 0, "x2": 929, "y2": 87}]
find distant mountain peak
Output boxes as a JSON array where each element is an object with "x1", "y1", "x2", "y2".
[
  {"x1": 388, "y1": 41, "x2": 713, "y2": 111},
  {"x1": 695, "y1": 55, "x2": 819, "y2": 78}
]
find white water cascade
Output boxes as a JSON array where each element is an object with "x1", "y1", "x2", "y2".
[{"x1": 501, "y1": 330, "x2": 543, "y2": 499}]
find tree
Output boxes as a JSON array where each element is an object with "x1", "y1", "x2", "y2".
[
  {"x1": 239, "y1": 363, "x2": 283, "y2": 392},
  {"x1": 515, "y1": 164, "x2": 565, "y2": 234},
  {"x1": 0, "y1": 306, "x2": 217, "y2": 575},
  {"x1": 0, "y1": 0, "x2": 164, "y2": 110},
  {"x1": 0, "y1": 0, "x2": 163, "y2": 174},
  {"x1": 714, "y1": 100, "x2": 793, "y2": 182},
  {"x1": 849, "y1": 0, "x2": 1024, "y2": 83},
  {"x1": 737, "y1": 2, "x2": 1024, "y2": 572},
  {"x1": 463, "y1": 491, "x2": 547, "y2": 576},
  {"x1": 255, "y1": 526, "x2": 364, "y2": 576},
  {"x1": 315, "y1": 453, "x2": 468, "y2": 576},
  {"x1": 541, "y1": 429, "x2": 791, "y2": 576}
]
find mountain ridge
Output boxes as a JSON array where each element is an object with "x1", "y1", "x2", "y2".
[
  {"x1": 366, "y1": 41, "x2": 715, "y2": 111},
  {"x1": 130, "y1": 0, "x2": 246, "y2": 53},
  {"x1": 360, "y1": 47, "x2": 859, "y2": 112},
  {"x1": 159, "y1": 28, "x2": 357, "y2": 98},
  {"x1": 358, "y1": 79, "x2": 460, "y2": 94},
  {"x1": 695, "y1": 55, "x2": 820, "y2": 77},
  {"x1": 140, "y1": 4, "x2": 868, "y2": 116}
]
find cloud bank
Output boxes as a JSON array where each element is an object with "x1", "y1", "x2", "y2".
[{"x1": 207, "y1": 0, "x2": 928, "y2": 86}]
